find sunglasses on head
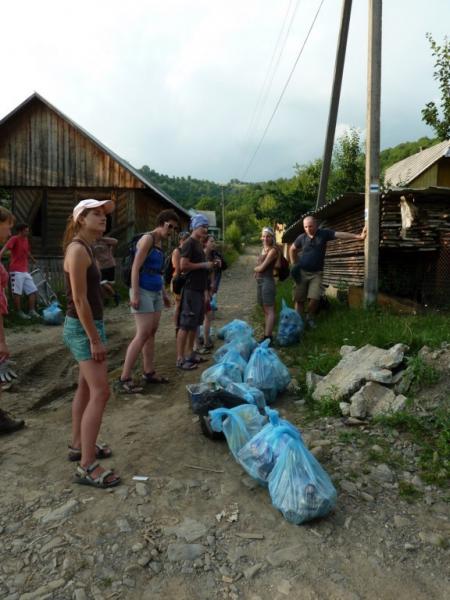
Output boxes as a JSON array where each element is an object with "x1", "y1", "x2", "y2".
[{"x1": 165, "y1": 222, "x2": 175, "y2": 230}]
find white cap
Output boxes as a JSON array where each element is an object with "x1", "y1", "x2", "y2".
[{"x1": 73, "y1": 199, "x2": 114, "y2": 223}]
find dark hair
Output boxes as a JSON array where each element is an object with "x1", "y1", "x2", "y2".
[
  {"x1": 16, "y1": 223, "x2": 29, "y2": 232},
  {"x1": 178, "y1": 230, "x2": 190, "y2": 241},
  {"x1": 156, "y1": 209, "x2": 180, "y2": 227}
]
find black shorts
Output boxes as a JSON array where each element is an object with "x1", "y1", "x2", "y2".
[
  {"x1": 100, "y1": 267, "x2": 115, "y2": 283},
  {"x1": 179, "y1": 289, "x2": 205, "y2": 331}
]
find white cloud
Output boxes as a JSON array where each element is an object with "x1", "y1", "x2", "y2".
[{"x1": 1, "y1": 0, "x2": 449, "y2": 182}]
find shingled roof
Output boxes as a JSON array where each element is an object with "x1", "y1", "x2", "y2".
[{"x1": 384, "y1": 139, "x2": 450, "y2": 187}]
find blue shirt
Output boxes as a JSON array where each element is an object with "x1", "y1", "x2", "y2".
[
  {"x1": 294, "y1": 228, "x2": 336, "y2": 272},
  {"x1": 139, "y1": 246, "x2": 164, "y2": 292}
]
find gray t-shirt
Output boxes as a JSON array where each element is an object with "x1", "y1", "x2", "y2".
[{"x1": 293, "y1": 228, "x2": 336, "y2": 272}]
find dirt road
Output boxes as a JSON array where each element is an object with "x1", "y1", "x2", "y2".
[{"x1": 0, "y1": 250, "x2": 448, "y2": 600}]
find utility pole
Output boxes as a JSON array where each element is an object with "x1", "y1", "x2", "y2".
[
  {"x1": 364, "y1": 0, "x2": 382, "y2": 306},
  {"x1": 221, "y1": 185, "x2": 226, "y2": 241},
  {"x1": 316, "y1": 0, "x2": 353, "y2": 209}
]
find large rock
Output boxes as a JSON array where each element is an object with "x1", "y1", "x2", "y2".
[
  {"x1": 349, "y1": 382, "x2": 396, "y2": 418},
  {"x1": 163, "y1": 517, "x2": 207, "y2": 543},
  {"x1": 312, "y1": 344, "x2": 408, "y2": 402}
]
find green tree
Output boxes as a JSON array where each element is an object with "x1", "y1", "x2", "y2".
[
  {"x1": 225, "y1": 221, "x2": 242, "y2": 252},
  {"x1": 329, "y1": 128, "x2": 365, "y2": 197},
  {"x1": 422, "y1": 33, "x2": 450, "y2": 140}
]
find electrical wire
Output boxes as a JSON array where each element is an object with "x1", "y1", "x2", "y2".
[
  {"x1": 245, "y1": 0, "x2": 301, "y2": 145},
  {"x1": 241, "y1": 0, "x2": 326, "y2": 181}
]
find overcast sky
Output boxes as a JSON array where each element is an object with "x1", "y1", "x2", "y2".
[{"x1": 2, "y1": 0, "x2": 449, "y2": 182}]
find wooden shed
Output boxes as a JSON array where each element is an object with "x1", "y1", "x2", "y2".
[
  {"x1": 384, "y1": 140, "x2": 450, "y2": 188},
  {"x1": 0, "y1": 92, "x2": 190, "y2": 257},
  {"x1": 282, "y1": 187, "x2": 450, "y2": 307}
]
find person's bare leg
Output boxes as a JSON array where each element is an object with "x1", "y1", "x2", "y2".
[
  {"x1": 203, "y1": 310, "x2": 212, "y2": 344},
  {"x1": 295, "y1": 300, "x2": 305, "y2": 317},
  {"x1": 77, "y1": 359, "x2": 117, "y2": 483},
  {"x1": 28, "y1": 293, "x2": 37, "y2": 311},
  {"x1": 308, "y1": 299, "x2": 320, "y2": 316},
  {"x1": 121, "y1": 314, "x2": 153, "y2": 380},
  {"x1": 176, "y1": 328, "x2": 189, "y2": 362},
  {"x1": 264, "y1": 305, "x2": 275, "y2": 337},
  {"x1": 71, "y1": 370, "x2": 89, "y2": 449},
  {"x1": 186, "y1": 329, "x2": 197, "y2": 359},
  {"x1": 142, "y1": 312, "x2": 161, "y2": 374},
  {"x1": 13, "y1": 294, "x2": 21, "y2": 312}
]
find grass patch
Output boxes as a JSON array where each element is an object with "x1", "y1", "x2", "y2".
[{"x1": 375, "y1": 408, "x2": 450, "y2": 486}]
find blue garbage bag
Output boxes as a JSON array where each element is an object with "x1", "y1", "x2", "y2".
[
  {"x1": 218, "y1": 319, "x2": 254, "y2": 342},
  {"x1": 42, "y1": 300, "x2": 64, "y2": 326},
  {"x1": 201, "y1": 361, "x2": 243, "y2": 387},
  {"x1": 276, "y1": 299, "x2": 304, "y2": 346},
  {"x1": 210, "y1": 294, "x2": 218, "y2": 312},
  {"x1": 214, "y1": 335, "x2": 257, "y2": 363},
  {"x1": 216, "y1": 349, "x2": 247, "y2": 376},
  {"x1": 244, "y1": 339, "x2": 291, "y2": 403},
  {"x1": 237, "y1": 408, "x2": 299, "y2": 486},
  {"x1": 209, "y1": 404, "x2": 267, "y2": 461},
  {"x1": 268, "y1": 435, "x2": 337, "y2": 525},
  {"x1": 225, "y1": 381, "x2": 266, "y2": 410}
]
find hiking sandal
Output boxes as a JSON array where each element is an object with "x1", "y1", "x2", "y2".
[
  {"x1": 142, "y1": 371, "x2": 170, "y2": 384},
  {"x1": 73, "y1": 462, "x2": 121, "y2": 489},
  {"x1": 176, "y1": 359, "x2": 198, "y2": 371},
  {"x1": 68, "y1": 442, "x2": 112, "y2": 462},
  {"x1": 115, "y1": 378, "x2": 144, "y2": 394},
  {"x1": 189, "y1": 352, "x2": 208, "y2": 364}
]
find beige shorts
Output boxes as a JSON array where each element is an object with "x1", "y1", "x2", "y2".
[{"x1": 293, "y1": 270, "x2": 323, "y2": 302}]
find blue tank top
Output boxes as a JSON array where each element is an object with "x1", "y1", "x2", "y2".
[{"x1": 139, "y1": 246, "x2": 164, "y2": 292}]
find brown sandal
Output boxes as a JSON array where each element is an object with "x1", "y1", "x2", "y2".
[
  {"x1": 68, "y1": 442, "x2": 112, "y2": 462},
  {"x1": 74, "y1": 462, "x2": 121, "y2": 489}
]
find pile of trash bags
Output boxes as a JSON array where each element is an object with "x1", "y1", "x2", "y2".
[
  {"x1": 185, "y1": 318, "x2": 336, "y2": 524},
  {"x1": 276, "y1": 299, "x2": 304, "y2": 346},
  {"x1": 209, "y1": 405, "x2": 337, "y2": 525}
]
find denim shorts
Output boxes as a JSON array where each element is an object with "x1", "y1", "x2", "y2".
[
  {"x1": 63, "y1": 316, "x2": 107, "y2": 362},
  {"x1": 130, "y1": 287, "x2": 163, "y2": 314}
]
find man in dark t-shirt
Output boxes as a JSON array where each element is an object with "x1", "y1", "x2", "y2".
[
  {"x1": 175, "y1": 214, "x2": 215, "y2": 370},
  {"x1": 289, "y1": 216, "x2": 366, "y2": 326}
]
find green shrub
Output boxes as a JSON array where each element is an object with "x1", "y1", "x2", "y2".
[{"x1": 225, "y1": 221, "x2": 242, "y2": 253}]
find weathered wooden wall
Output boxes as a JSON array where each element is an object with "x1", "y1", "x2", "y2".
[{"x1": 0, "y1": 99, "x2": 145, "y2": 189}]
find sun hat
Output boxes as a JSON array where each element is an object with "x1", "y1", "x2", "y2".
[
  {"x1": 73, "y1": 199, "x2": 114, "y2": 223},
  {"x1": 190, "y1": 213, "x2": 209, "y2": 230}
]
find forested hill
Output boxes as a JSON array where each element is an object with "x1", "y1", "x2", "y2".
[{"x1": 137, "y1": 135, "x2": 437, "y2": 241}]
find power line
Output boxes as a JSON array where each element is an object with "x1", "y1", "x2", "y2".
[
  {"x1": 241, "y1": 0, "x2": 326, "y2": 181},
  {"x1": 245, "y1": 0, "x2": 302, "y2": 145}
]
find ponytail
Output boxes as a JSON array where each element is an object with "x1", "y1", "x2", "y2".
[{"x1": 62, "y1": 209, "x2": 89, "y2": 253}]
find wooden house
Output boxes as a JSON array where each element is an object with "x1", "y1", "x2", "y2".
[
  {"x1": 384, "y1": 140, "x2": 450, "y2": 188},
  {"x1": 0, "y1": 92, "x2": 190, "y2": 257},
  {"x1": 282, "y1": 187, "x2": 450, "y2": 307}
]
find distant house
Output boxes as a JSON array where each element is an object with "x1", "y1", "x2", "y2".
[
  {"x1": 0, "y1": 92, "x2": 190, "y2": 256},
  {"x1": 384, "y1": 140, "x2": 450, "y2": 188},
  {"x1": 282, "y1": 187, "x2": 450, "y2": 307}
]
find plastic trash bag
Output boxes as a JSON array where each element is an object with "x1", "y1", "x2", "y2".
[
  {"x1": 237, "y1": 408, "x2": 299, "y2": 486},
  {"x1": 225, "y1": 381, "x2": 266, "y2": 410},
  {"x1": 218, "y1": 319, "x2": 254, "y2": 342},
  {"x1": 186, "y1": 385, "x2": 245, "y2": 415},
  {"x1": 214, "y1": 335, "x2": 257, "y2": 363},
  {"x1": 276, "y1": 299, "x2": 304, "y2": 346},
  {"x1": 200, "y1": 361, "x2": 243, "y2": 387},
  {"x1": 209, "y1": 404, "x2": 267, "y2": 461},
  {"x1": 268, "y1": 435, "x2": 337, "y2": 525},
  {"x1": 42, "y1": 300, "x2": 64, "y2": 326},
  {"x1": 216, "y1": 349, "x2": 247, "y2": 376},
  {"x1": 244, "y1": 339, "x2": 291, "y2": 403}
]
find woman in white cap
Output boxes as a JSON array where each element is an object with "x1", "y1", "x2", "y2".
[
  {"x1": 63, "y1": 199, "x2": 120, "y2": 489},
  {"x1": 254, "y1": 226, "x2": 278, "y2": 345}
]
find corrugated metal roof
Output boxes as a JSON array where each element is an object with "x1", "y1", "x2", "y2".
[
  {"x1": 384, "y1": 140, "x2": 450, "y2": 186},
  {"x1": 0, "y1": 92, "x2": 190, "y2": 217}
]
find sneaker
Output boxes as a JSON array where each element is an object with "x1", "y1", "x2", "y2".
[
  {"x1": 0, "y1": 409, "x2": 25, "y2": 434},
  {"x1": 29, "y1": 310, "x2": 41, "y2": 319},
  {"x1": 17, "y1": 311, "x2": 31, "y2": 320}
]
